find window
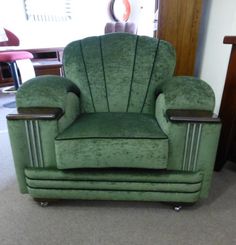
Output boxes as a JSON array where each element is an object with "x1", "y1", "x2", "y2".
[{"x1": 24, "y1": 0, "x2": 72, "y2": 22}]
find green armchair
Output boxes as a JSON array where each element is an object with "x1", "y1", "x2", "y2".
[{"x1": 7, "y1": 33, "x2": 221, "y2": 208}]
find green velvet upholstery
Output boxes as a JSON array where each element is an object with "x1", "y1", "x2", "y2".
[
  {"x1": 55, "y1": 113, "x2": 168, "y2": 169},
  {"x1": 16, "y1": 75, "x2": 80, "y2": 110},
  {"x1": 63, "y1": 33, "x2": 175, "y2": 114},
  {"x1": 25, "y1": 168, "x2": 203, "y2": 203},
  {"x1": 7, "y1": 33, "x2": 221, "y2": 205}
]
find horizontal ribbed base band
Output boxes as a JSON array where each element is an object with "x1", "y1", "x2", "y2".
[
  {"x1": 25, "y1": 168, "x2": 203, "y2": 203},
  {"x1": 25, "y1": 168, "x2": 203, "y2": 183},
  {"x1": 26, "y1": 178, "x2": 202, "y2": 193},
  {"x1": 27, "y1": 187, "x2": 201, "y2": 203}
]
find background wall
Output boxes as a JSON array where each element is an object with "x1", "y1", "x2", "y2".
[
  {"x1": 2, "y1": 0, "x2": 235, "y2": 113},
  {"x1": 196, "y1": 0, "x2": 236, "y2": 113},
  {"x1": 0, "y1": 0, "x2": 155, "y2": 48}
]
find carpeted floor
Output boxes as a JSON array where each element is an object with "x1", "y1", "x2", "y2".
[{"x1": 0, "y1": 92, "x2": 236, "y2": 245}]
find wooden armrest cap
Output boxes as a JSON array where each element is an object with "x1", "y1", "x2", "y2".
[
  {"x1": 7, "y1": 107, "x2": 64, "y2": 120},
  {"x1": 166, "y1": 109, "x2": 221, "y2": 123}
]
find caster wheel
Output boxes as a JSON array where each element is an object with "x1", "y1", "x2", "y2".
[
  {"x1": 173, "y1": 205, "x2": 182, "y2": 212},
  {"x1": 39, "y1": 201, "x2": 49, "y2": 207}
]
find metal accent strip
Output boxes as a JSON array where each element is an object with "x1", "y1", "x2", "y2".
[
  {"x1": 25, "y1": 120, "x2": 44, "y2": 168},
  {"x1": 188, "y1": 123, "x2": 196, "y2": 171},
  {"x1": 25, "y1": 121, "x2": 34, "y2": 167},
  {"x1": 35, "y1": 120, "x2": 44, "y2": 167},
  {"x1": 29, "y1": 121, "x2": 39, "y2": 167},
  {"x1": 182, "y1": 123, "x2": 191, "y2": 170},
  {"x1": 182, "y1": 123, "x2": 202, "y2": 171},
  {"x1": 192, "y1": 124, "x2": 202, "y2": 171}
]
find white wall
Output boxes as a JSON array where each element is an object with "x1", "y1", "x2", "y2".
[
  {"x1": 0, "y1": 0, "x2": 111, "y2": 47},
  {"x1": 2, "y1": 0, "x2": 235, "y2": 113},
  {"x1": 0, "y1": 0, "x2": 155, "y2": 48},
  {"x1": 197, "y1": 0, "x2": 236, "y2": 113}
]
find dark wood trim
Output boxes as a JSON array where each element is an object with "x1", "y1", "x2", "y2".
[
  {"x1": 157, "y1": 0, "x2": 203, "y2": 75},
  {"x1": 223, "y1": 36, "x2": 236, "y2": 45},
  {"x1": 166, "y1": 109, "x2": 220, "y2": 123},
  {"x1": 7, "y1": 107, "x2": 64, "y2": 120},
  {"x1": 215, "y1": 36, "x2": 236, "y2": 170}
]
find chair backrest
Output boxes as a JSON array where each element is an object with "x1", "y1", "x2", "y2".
[
  {"x1": 63, "y1": 33, "x2": 176, "y2": 114},
  {"x1": 0, "y1": 29, "x2": 20, "y2": 47},
  {"x1": 105, "y1": 22, "x2": 137, "y2": 34}
]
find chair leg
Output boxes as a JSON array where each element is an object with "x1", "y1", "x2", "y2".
[{"x1": 9, "y1": 61, "x2": 21, "y2": 90}]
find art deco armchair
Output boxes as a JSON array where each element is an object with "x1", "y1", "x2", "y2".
[{"x1": 7, "y1": 33, "x2": 221, "y2": 208}]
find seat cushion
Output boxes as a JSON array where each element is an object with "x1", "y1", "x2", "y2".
[{"x1": 55, "y1": 113, "x2": 168, "y2": 169}]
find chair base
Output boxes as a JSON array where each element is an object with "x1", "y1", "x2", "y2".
[{"x1": 25, "y1": 168, "x2": 203, "y2": 204}]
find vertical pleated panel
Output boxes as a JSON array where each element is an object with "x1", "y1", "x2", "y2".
[
  {"x1": 101, "y1": 33, "x2": 137, "y2": 112},
  {"x1": 139, "y1": 40, "x2": 176, "y2": 114},
  {"x1": 63, "y1": 40, "x2": 95, "y2": 112},
  {"x1": 80, "y1": 37, "x2": 109, "y2": 112},
  {"x1": 127, "y1": 36, "x2": 159, "y2": 113},
  {"x1": 63, "y1": 33, "x2": 176, "y2": 114}
]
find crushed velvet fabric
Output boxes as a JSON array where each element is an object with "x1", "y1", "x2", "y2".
[
  {"x1": 16, "y1": 75, "x2": 80, "y2": 110},
  {"x1": 63, "y1": 33, "x2": 176, "y2": 114},
  {"x1": 55, "y1": 112, "x2": 168, "y2": 169},
  {"x1": 7, "y1": 33, "x2": 221, "y2": 203}
]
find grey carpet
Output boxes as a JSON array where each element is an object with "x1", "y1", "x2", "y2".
[{"x1": 0, "y1": 92, "x2": 236, "y2": 245}]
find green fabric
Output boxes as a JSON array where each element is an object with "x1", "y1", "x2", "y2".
[
  {"x1": 7, "y1": 33, "x2": 220, "y2": 203},
  {"x1": 7, "y1": 92, "x2": 80, "y2": 193},
  {"x1": 25, "y1": 168, "x2": 203, "y2": 203},
  {"x1": 26, "y1": 178, "x2": 202, "y2": 193},
  {"x1": 57, "y1": 92, "x2": 80, "y2": 133},
  {"x1": 194, "y1": 123, "x2": 221, "y2": 198},
  {"x1": 7, "y1": 119, "x2": 59, "y2": 193},
  {"x1": 155, "y1": 82, "x2": 221, "y2": 198},
  {"x1": 63, "y1": 33, "x2": 175, "y2": 113},
  {"x1": 55, "y1": 113, "x2": 168, "y2": 169},
  {"x1": 159, "y1": 76, "x2": 215, "y2": 112},
  {"x1": 56, "y1": 113, "x2": 167, "y2": 139},
  {"x1": 16, "y1": 75, "x2": 80, "y2": 110},
  {"x1": 7, "y1": 120, "x2": 32, "y2": 193},
  {"x1": 25, "y1": 167, "x2": 203, "y2": 183},
  {"x1": 56, "y1": 139, "x2": 168, "y2": 169},
  {"x1": 27, "y1": 188, "x2": 201, "y2": 203}
]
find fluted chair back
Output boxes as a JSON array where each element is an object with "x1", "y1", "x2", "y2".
[{"x1": 63, "y1": 33, "x2": 176, "y2": 114}]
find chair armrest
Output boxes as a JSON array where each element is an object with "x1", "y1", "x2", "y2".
[
  {"x1": 16, "y1": 75, "x2": 80, "y2": 110},
  {"x1": 166, "y1": 109, "x2": 220, "y2": 123},
  {"x1": 155, "y1": 77, "x2": 221, "y2": 199},
  {"x1": 7, "y1": 107, "x2": 64, "y2": 120},
  {"x1": 160, "y1": 76, "x2": 215, "y2": 111},
  {"x1": 7, "y1": 76, "x2": 81, "y2": 193}
]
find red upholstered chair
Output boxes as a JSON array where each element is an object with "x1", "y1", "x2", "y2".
[{"x1": 0, "y1": 29, "x2": 34, "y2": 90}]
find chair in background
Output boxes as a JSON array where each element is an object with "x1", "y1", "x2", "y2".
[
  {"x1": 105, "y1": 22, "x2": 137, "y2": 34},
  {"x1": 0, "y1": 28, "x2": 34, "y2": 92}
]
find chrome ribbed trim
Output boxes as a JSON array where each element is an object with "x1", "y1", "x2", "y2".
[
  {"x1": 25, "y1": 120, "x2": 44, "y2": 167},
  {"x1": 182, "y1": 123, "x2": 202, "y2": 171}
]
